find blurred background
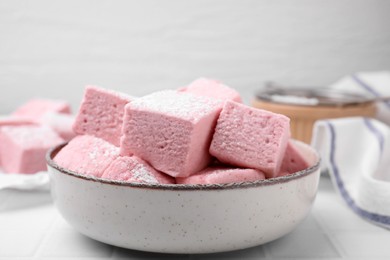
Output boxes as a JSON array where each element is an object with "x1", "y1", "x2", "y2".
[{"x1": 1, "y1": 0, "x2": 390, "y2": 113}]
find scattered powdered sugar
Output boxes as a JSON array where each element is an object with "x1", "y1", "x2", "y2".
[
  {"x1": 87, "y1": 140, "x2": 119, "y2": 165},
  {"x1": 131, "y1": 163, "x2": 158, "y2": 184},
  {"x1": 103, "y1": 147, "x2": 119, "y2": 157},
  {"x1": 130, "y1": 90, "x2": 222, "y2": 122},
  {"x1": 2, "y1": 125, "x2": 63, "y2": 148},
  {"x1": 88, "y1": 149, "x2": 98, "y2": 161}
]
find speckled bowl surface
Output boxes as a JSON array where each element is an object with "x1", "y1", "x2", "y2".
[{"x1": 46, "y1": 140, "x2": 320, "y2": 254}]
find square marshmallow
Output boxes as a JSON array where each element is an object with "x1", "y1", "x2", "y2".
[
  {"x1": 0, "y1": 125, "x2": 64, "y2": 173},
  {"x1": 73, "y1": 86, "x2": 134, "y2": 146},
  {"x1": 210, "y1": 101, "x2": 290, "y2": 178},
  {"x1": 120, "y1": 90, "x2": 222, "y2": 178}
]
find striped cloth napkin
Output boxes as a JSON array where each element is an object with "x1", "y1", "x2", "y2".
[
  {"x1": 329, "y1": 71, "x2": 390, "y2": 125},
  {"x1": 311, "y1": 71, "x2": 390, "y2": 229}
]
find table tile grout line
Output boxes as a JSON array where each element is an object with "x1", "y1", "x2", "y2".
[
  {"x1": 261, "y1": 242, "x2": 274, "y2": 259},
  {"x1": 33, "y1": 212, "x2": 61, "y2": 259},
  {"x1": 312, "y1": 210, "x2": 348, "y2": 259},
  {"x1": 261, "y1": 211, "x2": 344, "y2": 260},
  {"x1": 33, "y1": 213, "x2": 117, "y2": 259},
  {"x1": 313, "y1": 178, "x2": 352, "y2": 259},
  {"x1": 0, "y1": 191, "x2": 12, "y2": 211},
  {"x1": 108, "y1": 241, "x2": 115, "y2": 259}
]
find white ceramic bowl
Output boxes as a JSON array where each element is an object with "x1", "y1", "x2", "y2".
[{"x1": 46, "y1": 140, "x2": 320, "y2": 254}]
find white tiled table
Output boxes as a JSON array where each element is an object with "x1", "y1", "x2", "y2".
[{"x1": 1, "y1": 176, "x2": 390, "y2": 260}]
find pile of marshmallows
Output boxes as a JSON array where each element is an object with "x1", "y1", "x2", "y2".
[
  {"x1": 0, "y1": 78, "x2": 309, "y2": 184},
  {"x1": 0, "y1": 100, "x2": 75, "y2": 173},
  {"x1": 54, "y1": 78, "x2": 309, "y2": 185}
]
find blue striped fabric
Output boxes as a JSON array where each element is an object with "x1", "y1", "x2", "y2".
[{"x1": 326, "y1": 120, "x2": 390, "y2": 229}]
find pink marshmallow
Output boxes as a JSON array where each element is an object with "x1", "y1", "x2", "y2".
[
  {"x1": 39, "y1": 112, "x2": 76, "y2": 141},
  {"x1": 179, "y1": 78, "x2": 242, "y2": 103},
  {"x1": 0, "y1": 125, "x2": 64, "y2": 173},
  {"x1": 209, "y1": 101, "x2": 290, "y2": 178},
  {"x1": 54, "y1": 135, "x2": 119, "y2": 178},
  {"x1": 0, "y1": 116, "x2": 36, "y2": 127},
  {"x1": 73, "y1": 86, "x2": 134, "y2": 146},
  {"x1": 102, "y1": 156, "x2": 175, "y2": 184},
  {"x1": 120, "y1": 90, "x2": 223, "y2": 178},
  {"x1": 176, "y1": 166, "x2": 265, "y2": 184},
  {"x1": 0, "y1": 116, "x2": 37, "y2": 169},
  {"x1": 277, "y1": 141, "x2": 310, "y2": 177},
  {"x1": 12, "y1": 98, "x2": 71, "y2": 122}
]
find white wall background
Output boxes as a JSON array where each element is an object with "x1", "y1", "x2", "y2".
[{"x1": 1, "y1": 0, "x2": 390, "y2": 113}]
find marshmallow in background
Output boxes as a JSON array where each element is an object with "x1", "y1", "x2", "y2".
[
  {"x1": 11, "y1": 98, "x2": 71, "y2": 122},
  {"x1": 39, "y1": 112, "x2": 76, "y2": 142}
]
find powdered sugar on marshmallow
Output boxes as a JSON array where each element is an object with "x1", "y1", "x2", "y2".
[
  {"x1": 54, "y1": 135, "x2": 120, "y2": 178},
  {"x1": 0, "y1": 125, "x2": 64, "y2": 173},
  {"x1": 102, "y1": 156, "x2": 174, "y2": 184},
  {"x1": 130, "y1": 90, "x2": 222, "y2": 123},
  {"x1": 121, "y1": 90, "x2": 223, "y2": 178}
]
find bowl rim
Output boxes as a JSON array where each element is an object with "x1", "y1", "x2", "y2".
[{"x1": 46, "y1": 141, "x2": 320, "y2": 191}]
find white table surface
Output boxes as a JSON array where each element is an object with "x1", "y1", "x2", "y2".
[{"x1": 1, "y1": 176, "x2": 390, "y2": 260}]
